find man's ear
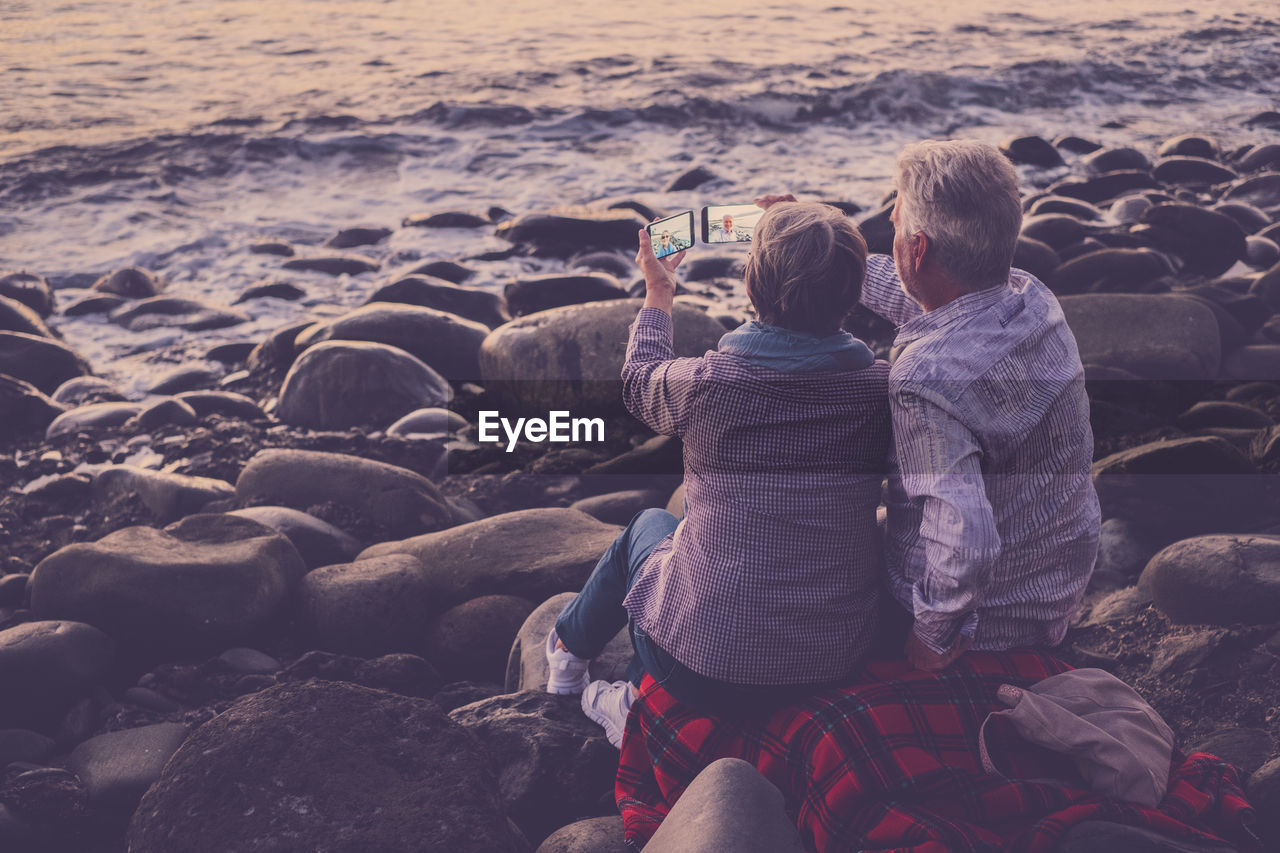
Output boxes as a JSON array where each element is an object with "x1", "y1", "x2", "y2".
[{"x1": 911, "y1": 231, "x2": 929, "y2": 273}]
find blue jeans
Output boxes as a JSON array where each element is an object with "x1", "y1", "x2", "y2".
[{"x1": 555, "y1": 508, "x2": 834, "y2": 716}]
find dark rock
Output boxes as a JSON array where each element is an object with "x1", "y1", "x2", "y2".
[
  {"x1": 0, "y1": 331, "x2": 91, "y2": 394},
  {"x1": 505, "y1": 274, "x2": 628, "y2": 316},
  {"x1": 1223, "y1": 171, "x2": 1280, "y2": 209},
  {"x1": 1027, "y1": 196, "x2": 1103, "y2": 220},
  {"x1": 857, "y1": 201, "x2": 895, "y2": 254},
  {"x1": 305, "y1": 302, "x2": 488, "y2": 380},
  {"x1": 0, "y1": 271, "x2": 54, "y2": 316},
  {"x1": 1109, "y1": 195, "x2": 1153, "y2": 224},
  {"x1": 147, "y1": 365, "x2": 222, "y2": 395},
  {"x1": 51, "y1": 375, "x2": 124, "y2": 406},
  {"x1": 1020, "y1": 214, "x2": 1092, "y2": 251},
  {"x1": 1186, "y1": 727, "x2": 1274, "y2": 777},
  {"x1": 387, "y1": 406, "x2": 467, "y2": 436},
  {"x1": 665, "y1": 166, "x2": 721, "y2": 192},
  {"x1": 535, "y1": 817, "x2": 627, "y2": 853},
  {"x1": 128, "y1": 396, "x2": 199, "y2": 431},
  {"x1": 247, "y1": 241, "x2": 294, "y2": 256},
  {"x1": 1251, "y1": 262, "x2": 1280, "y2": 312},
  {"x1": 367, "y1": 276, "x2": 510, "y2": 328},
  {"x1": 1000, "y1": 135, "x2": 1064, "y2": 168},
  {"x1": 246, "y1": 319, "x2": 314, "y2": 373},
  {"x1": 1078, "y1": 586, "x2": 1151, "y2": 629},
  {"x1": 205, "y1": 341, "x2": 257, "y2": 364},
  {"x1": 570, "y1": 489, "x2": 668, "y2": 526},
  {"x1": 325, "y1": 226, "x2": 391, "y2": 248},
  {"x1": 127, "y1": 681, "x2": 522, "y2": 853},
  {"x1": 0, "y1": 294, "x2": 54, "y2": 338},
  {"x1": 217, "y1": 647, "x2": 280, "y2": 674},
  {"x1": 1222, "y1": 345, "x2": 1280, "y2": 381},
  {"x1": 1178, "y1": 401, "x2": 1273, "y2": 431},
  {"x1": 0, "y1": 574, "x2": 29, "y2": 608},
  {"x1": 1153, "y1": 156, "x2": 1236, "y2": 186},
  {"x1": 586, "y1": 435, "x2": 682, "y2": 476},
  {"x1": 1237, "y1": 144, "x2": 1280, "y2": 173},
  {"x1": 1139, "y1": 203, "x2": 1247, "y2": 277},
  {"x1": 67, "y1": 723, "x2": 189, "y2": 812},
  {"x1": 497, "y1": 210, "x2": 648, "y2": 258},
  {"x1": 1247, "y1": 235, "x2": 1280, "y2": 269},
  {"x1": 402, "y1": 211, "x2": 490, "y2": 228},
  {"x1": 1157, "y1": 134, "x2": 1219, "y2": 159},
  {"x1": 45, "y1": 402, "x2": 143, "y2": 439},
  {"x1": 1248, "y1": 757, "x2": 1280, "y2": 849},
  {"x1": 63, "y1": 293, "x2": 126, "y2": 316},
  {"x1": 0, "y1": 374, "x2": 65, "y2": 440},
  {"x1": 122, "y1": 686, "x2": 181, "y2": 713},
  {"x1": 110, "y1": 296, "x2": 248, "y2": 332},
  {"x1": 1184, "y1": 284, "x2": 1269, "y2": 341},
  {"x1": 232, "y1": 280, "x2": 305, "y2": 303},
  {"x1": 1048, "y1": 248, "x2": 1172, "y2": 295},
  {"x1": 281, "y1": 254, "x2": 379, "y2": 276},
  {"x1": 404, "y1": 259, "x2": 477, "y2": 283},
  {"x1": 450, "y1": 691, "x2": 617, "y2": 845},
  {"x1": 0, "y1": 729, "x2": 55, "y2": 767},
  {"x1": 277, "y1": 651, "x2": 442, "y2": 699},
  {"x1": 174, "y1": 390, "x2": 266, "y2": 420},
  {"x1": 1059, "y1": 294, "x2": 1220, "y2": 379},
  {"x1": 92, "y1": 267, "x2": 159, "y2": 298},
  {"x1": 683, "y1": 254, "x2": 745, "y2": 282},
  {"x1": 1012, "y1": 236, "x2": 1060, "y2": 283},
  {"x1": 229, "y1": 506, "x2": 361, "y2": 569},
  {"x1": 0, "y1": 621, "x2": 114, "y2": 730},
  {"x1": 1083, "y1": 147, "x2": 1152, "y2": 175},
  {"x1": 570, "y1": 251, "x2": 634, "y2": 279},
  {"x1": 298, "y1": 555, "x2": 432, "y2": 655},
  {"x1": 1053, "y1": 135, "x2": 1102, "y2": 155},
  {"x1": 92, "y1": 465, "x2": 235, "y2": 521},
  {"x1": 1212, "y1": 202, "x2": 1271, "y2": 234},
  {"x1": 236, "y1": 448, "x2": 454, "y2": 538},
  {"x1": 604, "y1": 199, "x2": 660, "y2": 222},
  {"x1": 277, "y1": 340, "x2": 453, "y2": 429},
  {"x1": 20, "y1": 473, "x2": 91, "y2": 506},
  {"x1": 1091, "y1": 517, "x2": 1161, "y2": 587},
  {"x1": 506, "y1": 593, "x2": 632, "y2": 693},
  {"x1": 1049, "y1": 171, "x2": 1159, "y2": 204},
  {"x1": 1140, "y1": 534, "x2": 1280, "y2": 625},
  {"x1": 427, "y1": 595, "x2": 536, "y2": 683}
]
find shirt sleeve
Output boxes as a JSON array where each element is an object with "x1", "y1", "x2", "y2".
[
  {"x1": 891, "y1": 385, "x2": 1001, "y2": 654},
  {"x1": 862, "y1": 254, "x2": 924, "y2": 327},
  {"x1": 621, "y1": 307, "x2": 706, "y2": 436}
]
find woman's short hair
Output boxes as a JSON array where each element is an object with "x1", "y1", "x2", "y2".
[
  {"x1": 744, "y1": 202, "x2": 868, "y2": 335},
  {"x1": 894, "y1": 139, "x2": 1022, "y2": 289}
]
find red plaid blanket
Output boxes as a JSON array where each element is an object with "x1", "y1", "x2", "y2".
[{"x1": 617, "y1": 651, "x2": 1258, "y2": 852}]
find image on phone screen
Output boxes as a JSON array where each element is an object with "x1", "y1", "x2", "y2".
[
  {"x1": 647, "y1": 210, "x2": 694, "y2": 259},
  {"x1": 702, "y1": 204, "x2": 763, "y2": 244}
]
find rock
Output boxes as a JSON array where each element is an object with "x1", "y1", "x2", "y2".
[
  {"x1": 128, "y1": 681, "x2": 522, "y2": 853},
  {"x1": 92, "y1": 267, "x2": 159, "y2": 298},
  {"x1": 229, "y1": 506, "x2": 361, "y2": 569},
  {"x1": 1027, "y1": 196, "x2": 1103, "y2": 220},
  {"x1": 1186, "y1": 727, "x2": 1274, "y2": 777},
  {"x1": 480, "y1": 299, "x2": 725, "y2": 413},
  {"x1": 571, "y1": 251, "x2": 634, "y2": 279},
  {"x1": 277, "y1": 340, "x2": 453, "y2": 429},
  {"x1": 1000, "y1": 135, "x2": 1064, "y2": 168},
  {"x1": 110, "y1": 296, "x2": 248, "y2": 332},
  {"x1": 0, "y1": 331, "x2": 90, "y2": 393},
  {"x1": 404, "y1": 259, "x2": 477, "y2": 283},
  {"x1": 0, "y1": 574, "x2": 29, "y2": 607},
  {"x1": 297, "y1": 555, "x2": 432, "y2": 656},
  {"x1": 0, "y1": 271, "x2": 54, "y2": 316},
  {"x1": 1053, "y1": 821, "x2": 1235, "y2": 853},
  {"x1": 281, "y1": 254, "x2": 379, "y2": 276},
  {"x1": 427, "y1": 595, "x2": 536, "y2": 683},
  {"x1": 1059, "y1": 294, "x2": 1220, "y2": 379},
  {"x1": 402, "y1": 211, "x2": 490, "y2": 228},
  {"x1": 236, "y1": 448, "x2": 454, "y2": 538},
  {"x1": 63, "y1": 293, "x2": 126, "y2": 315},
  {"x1": 1152, "y1": 156, "x2": 1236, "y2": 186},
  {"x1": 1246, "y1": 235, "x2": 1280, "y2": 269},
  {"x1": 367, "y1": 276, "x2": 510, "y2": 328},
  {"x1": 570, "y1": 489, "x2": 667, "y2": 526},
  {"x1": 1049, "y1": 171, "x2": 1159, "y2": 204},
  {"x1": 1222, "y1": 345, "x2": 1280, "y2": 381},
  {"x1": 1054, "y1": 135, "x2": 1102, "y2": 154},
  {"x1": 683, "y1": 254, "x2": 745, "y2": 282},
  {"x1": 1248, "y1": 757, "x2": 1280, "y2": 849},
  {"x1": 1252, "y1": 263, "x2": 1280, "y2": 312},
  {"x1": 643, "y1": 758, "x2": 806, "y2": 853},
  {"x1": 147, "y1": 365, "x2": 221, "y2": 395},
  {"x1": 1237, "y1": 144, "x2": 1280, "y2": 173},
  {"x1": 1148, "y1": 628, "x2": 1226, "y2": 676},
  {"x1": 304, "y1": 302, "x2": 488, "y2": 381},
  {"x1": 497, "y1": 210, "x2": 648, "y2": 257},
  {"x1": 666, "y1": 165, "x2": 721, "y2": 191},
  {"x1": 44, "y1": 401, "x2": 141, "y2": 439},
  {"x1": 0, "y1": 374, "x2": 65, "y2": 440},
  {"x1": 278, "y1": 650, "x2": 441, "y2": 699},
  {"x1": 232, "y1": 279, "x2": 305, "y2": 303},
  {"x1": 1048, "y1": 248, "x2": 1172, "y2": 295},
  {"x1": 1177, "y1": 401, "x2": 1273, "y2": 431},
  {"x1": 0, "y1": 729, "x2": 55, "y2": 767},
  {"x1": 66, "y1": 723, "x2": 189, "y2": 812},
  {"x1": 1020, "y1": 214, "x2": 1092, "y2": 251},
  {"x1": 1223, "y1": 171, "x2": 1280, "y2": 209},
  {"x1": 0, "y1": 621, "x2": 113, "y2": 730},
  {"x1": 123, "y1": 686, "x2": 182, "y2": 713},
  {"x1": 586, "y1": 434, "x2": 682, "y2": 476},
  {"x1": 536, "y1": 817, "x2": 627, "y2": 853},
  {"x1": 174, "y1": 390, "x2": 267, "y2": 420},
  {"x1": 1138, "y1": 204, "x2": 1247, "y2": 277},
  {"x1": 1109, "y1": 194, "x2": 1152, "y2": 224},
  {"x1": 1011, "y1": 236, "x2": 1060, "y2": 284},
  {"x1": 1092, "y1": 517, "x2": 1161, "y2": 587},
  {"x1": 30, "y1": 514, "x2": 304, "y2": 658},
  {"x1": 129, "y1": 396, "x2": 199, "y2": 431},
  {"x1": 1158, "y1": 134, "x2": 1219, "y2": 159},
  {"x1": 1083, "y1": 147, "x2": 1151, "y2": 175},
  {"x1": 506, "y1": 593, "x2": 632, "y2": 693},
  {"x1": 505, "y1": 274, "x2": 628, "y2": 316},
  {"x1": 93, "y1": 465, "x2": 235, "y2": 522},
  {"x1": 1093, "y1": 437, "x2": 1275, "y2": 539},
  {"x1": 1078, "y1": 586, "x2": 1151, "y2": 628},
  {"x1": 325, "y1": 226, "x2": 391, "y2": 248},
  {"x1": 1214, "y1": 201, "x2": 1272, "y2": 233},
  {"x1": 0, "y1": 293, "x2": 54, "y2": 338},
  {"x1": 450, "y1": 691, "x2": 617, "y2": 844},
  {"x1": 50, "y1": 375, "x2": 125, "y2": 406},
  {"x1": 1139, "y1": 534, "x2": 1280, "y2": 625},
  {"x1": 248, "y1": 241, "x2": 294, "y2": 256},
  {"x1": 361, "y1": 508, "x2": 620, "y2": 609},
  {"x1": 388, "y1": 406, "x2": 468, "y2": 437},
  {"x1": 206, "y1": 341, "x2": 257, "y2": 364}
]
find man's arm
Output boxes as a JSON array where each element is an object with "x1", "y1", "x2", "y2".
[
  {"x1": 892, "y1": 386, "x2": 1001, "y2": 659},
  {"x1": 862, "y1": 254, "x2": 923, "y2": 327},
  {"x1": 621, "y1": 308, "x2": 704, "y2": 436}
]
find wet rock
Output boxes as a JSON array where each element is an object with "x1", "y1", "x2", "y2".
[
  {"x1": 1049, "y1": 170, "x2": 1159, "y2": 204},
  {"x1": 128, "y1": 681, "x2": 522, "y2": 853},
  {"x1": 128, "y1": 396, "x2": 199, "y2": 431},
  {"x1": 277, "y1": 340, "x2": 453, "y2": 429},
  {"x1": 1011, "y1": 236, "x2": 1060, "y2": 283},
  {"x1": 232, "y1": 279, "x2": 305, "y2": 303},
  {"x1": 236, "y1": 448, "x2": 454, "y2": 538},
  {"x1": 1059, "y1": 294, "x2": 1220, "y2": 379},
  {"x1": 0, "y1": 621, "x2": 114, "y2": 730},
  {"x1": 427, "y1": 595, "x2": 537, "y2": 683},
  {"x1": 229, "y1": 505, "x2": 361, "y2": 569},
  {"x1": 0, "y1": 574, "x2": 29, "y2": 607},
  {"x1": 92, "y1": 267, "x2": 159, "y2": 298},
  {"x1": 278, "y1": 650, "x2": 441, "y2": 698},
  {"x1": 174, "y1": 390, "x2": 267, "y2": 420},
  {"x1": 0, "y1": 293, "x2": 54, "y2": 338},
  {"x1": 1237, "y1": 144, "x2": 1280, "y2": 173},
  {"x1": 505, "y1": 274, "x2": 628, "y2": 316},
  {"x1": 536, "y1": 816, "x2": 627, "y2": 853},
  {"x1": 297, "y1": 554, "x2": 431, "y2": 656},
  {"x1": 1222, "y1": 345, "x2": 1280, "y2": 381},
  {"x1": 1246, "y1": 235, "x2": 1280, "y2": 269},
  {"x1": 387, "y1": 406, "x2": 467, "y2": 437},
  {"x1": 571, "y1": 251, "x2": 634, "y2": 279},
  {"x1": 147, "y1": 365, "x2": 222, "y2": 395},
  {"x1": 1186, "y1": 727, "x2": 1274, "y2": 777},
  {"x1": 110, "y1": 296, "x2": 248, "y2": 332},
  {"x1": 44, "y1": 401, "x2": 142, "y2": 439},
  {"x1": 361, "y1": 508, "x2": 619, "y2": 609},
  {"x1": 1000, "y1": 135, "x2": 1064, "y2": 168},
  {"x1": 1048, "y1": 247, "x2": 1173, "y2": 295},
  {"x1": 1140, "y1": 534, "x2": 1280, "y2": 625},
  {"x1": 304, "y1": 302, "x2": 488, "y2": 381},
  {"x1": 206, "y1": 341, "x2": 256, "y2": 364},
  {"x1": 404, "y1": 259, "x2": 477, "y2": 283},
  {"x1": 666, "y1": 166, "x2": 721, "y2": 192},
  {"x1": 1021, "y1": 214, "x2": 1092, "y2": 251},
  {"x1": 51, "y1": 375, "x2": 125, "y2": 406},
  {"x1": 1027, "y1": 196, "x2": 1103, "y2": 220},
  {"x1": 497, "y1": 209, "x2": 648, "y2": 258},
  {"x1": 0, "y1": 374, "x2": 65, "y2": 440},
  {"x1": 1214, "y1": 201, "x2": 1272, "y2": 234},
  {"x1": 246, "y1": 319, "x2": 315, "y2": 373},
  {"x1": 1251, "y1": 263, "x2": 1280, "y2": 312},
  {"x1": 1138, "y1": 203, "x2": 1247, "y2": 277},
  {"x1": 0, "y1": 331, "x2": 91, "y2": 393},
  {"x1": 1177, "y1": 401, "x2": 1273, "y2": 431},
  {"x1": 281, "y1": 254, "x2": 379, "y2": 276},
  {"x1": 683, "y1": 254, "x2": 745, "y2": 282},
  {"x1": 1053, "y1": 135, "x2": 1102, "y2": 155},
  {"x1": 1109, "y1": 194, "x2": 1152, "y2": 224},
  {"x1": 643, "y1": 758, "x2": 806, "y2": 853},
  {"x1": 67, "y1": 722, "x2": 190, "y2": 812},
  {"x1": 1224, "y1": 172, "x2": 1280, "y2": 209},
  {"x1": 325, "y1": 226, "x2": 392, "y2": 248},
  {"x1": 1158, "y1": 134, "x2": 1219, "y2": 159},
  {"x1": 402, "y1": 211, "x2": 490, "y2": 228},
  {"x1": 1083, "y1": 147, "x2": 1152, "y2": 175},
  {"x1": 63, "y1": 293, "x2": 126, "y2": 316},
  {"x1": 248, "y1": 241, "x2": 294, "y2": 256},
  {"x1": 506, "y1": 593, "x2": 632, "y2": 693},
  {"x1": 367, "y1": 275, "x2": 510, "y2": 328},
  {"x1": 30, "y1": 514, "x2": 304, "y2": 658},
  {"x1": 0, "y1": 271, "x2": 54, "y2": 316},
  {"x1": 570, "y1": 489, "x2": 667, "y2": 526},
  {"x1": 450, "y1": 691, "x2": 617, "y2": 845},
  {"x1": 479, "y1": 299, "x2": 725, "y2": 413},
  {"x1": 93, "y1": 465, "x2": 235, "y2": 522},
  {"x1": 218, "y1": 647, "x2": 280, "y2": 674},
  {"x1": 1152, "y1": 156, "x2": 1236, "y2": 186}
]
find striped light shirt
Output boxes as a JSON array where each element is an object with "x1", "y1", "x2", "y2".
[{"x1": 862, "y1": 255, "x2": 1101, "y2": 655}]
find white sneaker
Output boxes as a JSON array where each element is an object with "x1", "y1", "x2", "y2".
[
  {"x1": 581, "y1": 680, "x2": 637, "y2": 748},
  {"x1": 545, "y1": 628, "x2": 590, "y2": 695}
]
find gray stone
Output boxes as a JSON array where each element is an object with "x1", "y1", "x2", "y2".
[
  {"x1": 67, "y1": 723, "x2": 190, "y2": 811},
  {"x1": 280, "y1": 254, "x2": 379, "y2": 276},
  {"x1": 325, "y1": 226, "x2": 392, "y2": 249},
  {"x1": 229, "y1": 505, "x2": 361, "y2": 569},
  {"x1": 236, "y1": 448, "x2": 454, "y2": 538},
  {"x1": 1186, "y1": 727, "x2": 1275, "y2": 777},
  {"x1": 0, "y1": 293, "x2": 54, "y2": 338},
  {"x1": 569, "y1": 489, "x2": 668, "y2": 526},
  {"x1": 643, "y1": 758, "x2": 806, "y2": 853},
  {"x1": 1048, "y1": 248, "x2": 1173, "y2": 295},
  {"x1": 306, "y1": 302, "x2": 488, "y2": 381},
  {"x1": 402, "y1": 211, "x2": 490, "y2": 229},
  {"x1": 1001, "y1": 135, "x2": 1064, "y2": 168},
  {"x1": 506, "y1": 593, "x2": 632, "y2": 693},
  {"x1": 128, "y1": 681, "x2": 522, "y2": 853},
  {"x1": 277, "y1": 339, "x2": 453, "y2": 429},
  {"x1": 1139, "y1": 203, "x2": 1247, "y2": 277},
  {"x1": 1049, "y1": 170, "x2": 1159, "y2": 204},
  {"x1": 278, "y1": 650, "x2": 441, "y2": 698},
  {"x1": 404, "y1": 260, "x2": 477, "y2": 283},
  {"x1": 1158, "y1": 134, "x2": 1219, "y2": 159},
  {"x1": 0, "y1": 271, "x2": 54, "y2": 316},
  {"x1": 0, "y1": 621, "x2": 114, "y2": 730},
  {"x1": 505, "y1": 274, "x2": 628, "y2": 316},
  {"x1": 1148, "y1": 628, "x2": 1226, "y2": 675},
  {"x1": 388, "y1": 406, "x2": 468, "y2": 436},
  {"x1": 45, "y1": 401, "x2": 142, "y2": 439},
  {"x1": 174, "y1": 390, "x2": 267, "y2": 420},
  {"x1": 110, "y1": 296, "x2": 248, "y2": 332},
  {"x1": 0, "y1": 374, "x2": 65, "y2": 440},
  {"x1": 1084, "y1": 147, "x2": 1152, "y2": 175},
  {"x1": 535, "y1": 816, "x2": 627, "y2": 853},
  {"x1": 497, "y1": 210, "x2": 648, "y2": 257},
  {"x1": 92, "y1": 267, "x2": 159, "y2": 298},
  {"x1": 666, "y1": 165, "x2": 722, "y2": 191},
  {"x1": 1139, "y1": 534, "x2": 1280, "y2": 625},
  {"x1": 1092, "y1": 518, "x2": 1161, "y2": 587},
  {"x1": 233, "y1": 279, "x2": 305, "y2": 303},
  {"x1": 367, "y1": 276, "x2": 510, "y2": 329},
  {"x1": 298, "y1": 555, "x2": 432, "y2": 656},
  {"x1": 128, "y1": 396, "x2": 199, "y2": 431},
  {"x1": 1223, "y1": 171, "x2": 1280, "y2": 208},
  {"x1": 1078, "y1": 585, "x2": 1151, "y2": 628},
  {"x1": 63, "y1": 293, "x2": 126, "y2": 315},
  {"x1": 1153, "y1": 156, "x2": 1237, "y2": 187},
  {"x1": 1248, "y1": 757, "x2": 1280, "y2": 849},
  {"x1": 50, "y1": 375, "x2": 125, "y2": 406},
  {"x1": 1178, "y1": 401, "x2": 1273, "y2": 431},
  {"x1": 1222, "y1": 345, "x2": 1280, "y2": 381},
  {"x1": 1052, "y1": 821, "x2": 1236, "y2": 853},
  {"x1": 217, "y1": 647, "x2": 281, "y2": 674},
  {"x1": 426, "y1": 595, "x2": 537, "y2": 683},
  {"x1": 30, "y1": 514, "x2": 304, "y2": 658},
  {"x1": 360, "y1": 508, "x2": 619, "y2": 610},
  {"x1": 147, "y1": 365, "x2": 222, "y2": 395},
  {"x1": 0, "y1": 331, "x2": 91, "y2": 393},
  {"x1": 0, "y1": 729, "x2": 56, "y2": 767},
  {"x1": 93, "y1": 465, "x2": 235, "y2": 522}
]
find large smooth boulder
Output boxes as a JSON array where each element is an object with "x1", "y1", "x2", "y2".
[
  {"x1": 480, "y1": 299, "x2": 726, "y2": 412},
  {"x1": 536, "y1": 817, "x2": 627, "y2": 853},
  {"x1": 0, "y1": 271, "x2": 54, "y2": 316},
  {"x1": 277, "y1": 340, "x2": 453, "y2": 429},
  {"x1": 450, "y1": 691, "x2": 617, "y2": 845},
  {"x1": 0, "y1": 293, "x2": 54, "y2": 338},
  {"x1": 297, "y1": 555, "x2": 432, "y2": 656},
  {"x1": 497, "y1": 210, "x2": 647, "y2": 257},
  {"x1": 128, "y1": 681, "x2": 522, "y2": 853},
  {"x1": 0, "y1": 621, "x2": 114, "y2": 730},
  {"x1": 506, "y1": 593, "x2": 633, "y2": 693},
  {"x1": 92, "y1": 465, "x2": 235, "y2": 523},
  {"x1": 426, "y1": 595, "x2": 537, "y2": 683},
  {"x1": 236, "y1": 449, "x2": 454, "y2": 538},
  {"x1": 0, "y1": 374, "x2": 64, "y2": 440},
  {"x1": 110, "y1": 297, "x2": 247, "y2": 332},
  {"x1": 66, "y1": 723, "x2": 190, "y2": 812},
  {"x1": 228, "y1": 505, "x2": 362, "y2": 569},
  {"x1": 92, "y1": 266, "x2": 158, "y2": 298},
  {"x1": 281, "y1": 254, "x2": 379, "y2": 276},
  {"x1": 0, "y1": 331, "x2": 91, "y2": 393},
  {"x1": 367, "y1": 276, "x2": 510, "y2": 329},
  {"x1": 505, "y1": 274, "x2": 628, "y2": 316},
  {"x1": 1060, "y1": 294, "x2": 1220, "y2": 380},
  {"x1": 359, "y1": 508, "x2": 620, "y2": 609},
  {"x1": 1139, "y1": 534, "x2": 1280, "y2": 625},
  {"x1": 1138, "y1": 204, "x2": 1247, "y2": 277},
  {"x1": 29, "y1": 514, "x2": 304, "y2": 658},
  {"x1": 304, "y1": 302, "x2": 489, "y2": 380}
]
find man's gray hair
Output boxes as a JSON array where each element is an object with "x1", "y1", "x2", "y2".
[{"x1": 894, "y1": 139, "x2": 1022, "y2": 289}]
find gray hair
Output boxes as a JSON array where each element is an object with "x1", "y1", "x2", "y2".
[{"x1": 893, "y1": 139, "x2": 1022, "y2": 289}]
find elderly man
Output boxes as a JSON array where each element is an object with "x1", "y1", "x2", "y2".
[{"x1": 759, "y1": 139, "x2": 1100, "y2": 672}]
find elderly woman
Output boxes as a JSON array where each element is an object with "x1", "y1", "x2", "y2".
[{"x1": 548, "y1": 202, "x2": 891, "y2": 745}]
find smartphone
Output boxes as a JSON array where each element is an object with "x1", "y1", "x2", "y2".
[
  {"x1": 701, "y1": 204, "x2": 763, "y2": 245},
  {"x1": 646, "y1": 211, "x2": 694, "y2": 260}
]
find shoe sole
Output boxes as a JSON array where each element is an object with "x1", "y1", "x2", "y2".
[{"x1": 581, "y1": 691, "x2": 625, "y2": 748}]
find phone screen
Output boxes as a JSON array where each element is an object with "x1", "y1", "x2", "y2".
[
  {"x1": 646, "y1": 211, "x2": 694, "y2": 259},
  {"x1": 702, "y1": 204, "x2": 763, "y2": 244}
]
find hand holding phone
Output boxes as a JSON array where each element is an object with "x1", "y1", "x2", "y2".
[
  {"x1": 701, "y1": 203, "x2": 764, "y2": 244},
  {"x1": 645, "y1": 210, "x2": 694, "y2": 260}
]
